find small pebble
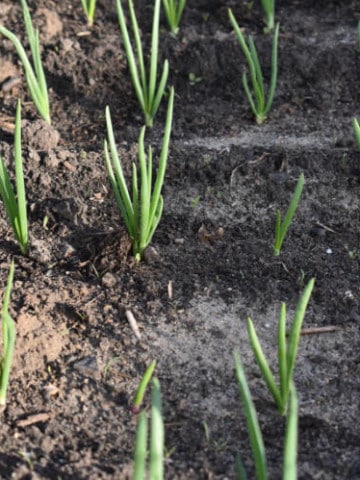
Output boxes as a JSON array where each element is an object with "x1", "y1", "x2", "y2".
[
  {"x1": 73, "y1": 356, "x2": 100, "y2": 380},
  {"x1": 175, "y1": 238, "x2": 185, "y2": 245},
  {"x1": 102, "y1": 272, "x2": 118, "y2": 288},
  {"x1": 144, "y1": 246, "x2": 161, "y2": 264}
]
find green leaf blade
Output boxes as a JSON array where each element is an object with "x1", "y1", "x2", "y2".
[{"x1": 233, "y1": 352, "x2": 268, "y2": 480}]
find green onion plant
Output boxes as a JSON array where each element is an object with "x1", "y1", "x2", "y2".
[
  {"x1": 246, "y1": 278, "x2": 314, "y2": 416},
  {"x1": 353, "y1": 118, "x2": 360, "y2": 152},
  {"x1": 133, "y1": 378, "x2": 164, "y2": 480},
  {"x1": 0, "y1": 261, "x2": 16, "y2": 410},
  {"x1": 132, "y1": 360, "x2": 156, "y2": 413},
  {"x1": 162, "y1": 0, "x2": 186, "y2": 36},
  {"x1": 228, "y1": 10, "x2": 279, "y2": 125},
  {"x1": 0, "y1": 0, "x2": 50, "y2": 124},
  {"x1": 80, "y1": 0, "x2": 97, "y2": 26},
  {"x1": 233, "y1": 352, "x2": 298, "y2": 480},
  {"x1": 273, "y1": 173, "x2": 304, "y2": 256},
  {"x1": 104, "y1": 87, "x2": 174, "y2": 262},
  {"x1": 116, "y1": 0, "x2": 169, "y2": 127},
  {"x1": 260, "y1": 0, "x2": 275, "y2": 33},
  {"x1": 0, "y1": 100, "x2": 28, "y2": 255}
]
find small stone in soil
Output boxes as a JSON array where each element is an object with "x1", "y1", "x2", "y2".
[{"x1": 73, "y1": 356, "x2": 100, "y2": 380}]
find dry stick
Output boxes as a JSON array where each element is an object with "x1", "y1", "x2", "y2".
[
  {"x1": 300, "y1": 326, "x2": 341, "y2": 336},
  {"x1": 126, "y1": 310, "x2": 141, "y2": 340},
  {"x1": 16, "y1": 412, "x2": 51, "y2": 428},
  {"x1": 167, "y1": 280, "x2": 173, "y2": 300}
]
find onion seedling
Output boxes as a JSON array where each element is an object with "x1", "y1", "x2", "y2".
[
  {"x1": 353, "y1": 118, "x2": 360, "y2": 152},
  {"x1": 80, "y1": 0, "x2": 97, "y2": 26},
  {"x1": 0, "y1": 100, "x2": 28, "y2": 255},
  {"x1": 0, "y1": 0, "x2": 50, "y2": 124},
  {"x1": 246, "y1": 278, "x2": 314, "y2": 416},
  {"x1": 273, "y1": 173, "x2": 304, "y2": 256},
  {"x1": 116, "y1": 0, "x2": 169, "y2": 127},
  {"x1": 132, "y1": 360, "x2": 156, "y2": 413},
  {"x1": 162, "y1": 0, "x2": 186, "y2": 36},
  {"x1": 133, "y1": 378, "x2": 164, "y2": 480},
  {"x1": 233, "y1": 352, "x2": 298, "y2": 480},
  {"x1": 104, "y1": 87, "x2": 174, "y2": 262},
  {"x1": 0, "y1": 261, "x2": 16, "y2": 411},
  {"x1": 260, "y1": 0, "x2": 275, "y2": 33},
  {"x1": 228, "y1": 10, "x2": 279, "y2": 125}
]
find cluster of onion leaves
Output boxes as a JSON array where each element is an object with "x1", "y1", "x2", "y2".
[
  {"x1": 234, "y1": 352, "x2": 298, "y2": 480},
  {"x1": 260, "y1": 0, "x2": 275, "y2": 33},
  {"x1": 0, "y1": 100, "x2": 28, "y2": 256},
  {"x1": 162, "y1": 0, "x2": 186, "y2": 36},
  {"x1": 229, "y1": 9, "x2": 279, "y2": 125},
  {"x1": 116, "y1": 0, "x2": 169, "y2": 127},
  {"x1": 104, "y1": 87, "x2": 174, "y2": 262},
  {"x1": 80, "y1": 0, "x2": 97, "y2": 26},
  {"x1": 246, "y1": 278, "x2": 314, "y2": 416},
  {"x1": 0, "y1": 0, "x2": 50, "y2": 124}
]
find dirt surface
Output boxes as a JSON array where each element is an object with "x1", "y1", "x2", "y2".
[{"x1": 0, "y1": 0, "x2": 359, "y2": 478}]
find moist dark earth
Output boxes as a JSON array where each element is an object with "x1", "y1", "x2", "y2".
[{"x1": 0, "y1": 0, "x2": 359, "y2": 478}]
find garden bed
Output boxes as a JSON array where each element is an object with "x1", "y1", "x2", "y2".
[{"x1": 0, "y1": 0, "x2": 359, "y2": 478}]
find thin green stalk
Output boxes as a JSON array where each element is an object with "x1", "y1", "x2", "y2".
[
  {"x1": 133, "y1": 411, "x2": 148, "y2": 480},
  {"x1": 133, "y1": 360, "x2": 157, "y2": 411},
  {"x1": 0, "y1": 100, "x2": 28, "y2": 255},
  {"x1": 104, "y1": 87, "x2": 174, "y2": 261},
  {"x1": 0, "y1": 0, "x2": 50, "y2": 123},
  {"x1": 0, "y1": 261, "x2": 16, "y2": 409},
  {"x1": 132, "y1": 378, "x2": 164, "y2": 480},
  {"x1": 246, "y1": 279, "x2": 314, "y2": 415},
  {"x1": 80, "y1": 0, "x2": 97, "y2": 26},
  {"x1": 353, "y1": 118, "x2": 360, "y2": 151},
  {"x1": 116, "y1": 0, "x2": 169, "y2": 126},
  {"x1": 273, "y1": 173, "x2": 304, "y2": 256},
  {"x1": 162, "y1": 0, "x2": 186, "y2": 35},
  {"x1": 233, "y1": 352, "x2": 268, "y2": 480},
  {"x1": 229, "y1": 10, "x2": 279, "y2": 124},
  {"x1": 149, "y1": 378, "x2": 164, "y2": 480},
  {"x1": 235, "y1": 454, "x2": 248, "y2": 480},
  {"x1": 285, "y1": 279, "x2": 315, "y2": 399},
  {"x1": 282, "y1": 383, "x2": 298, "y2": 480},
  {"x1": 277, "y1": 302, "x2": 287, "y2": 403},
  {"x1": 14, "y1": 100, "x2": 28, "y2": 254},
  {"x1": 247, "y1": 318, "x2": 283, "y2": 409}
]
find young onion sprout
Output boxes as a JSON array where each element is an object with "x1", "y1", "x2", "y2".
[
  {"x1": 260, "y1": 0, "x2": 275, "y2": 33},
  {"x1": 0, "y1": 0, "x2": 50, "y2": 124},
  {"x1": 0, "y1": 261, "x2": 16, "y2": 411},
  {"x1": 273, "y1": 173, "x2": 304, "y2": 256},
  {"x1": 234, "y1": 352, "x2": 298, "y2": 480},
  {"x1": 162, "y1": 0, "x2": 186, "y2": 36},
  {"x1": 229, "y1": 10, "x2": 279, "y2": 125},
  {"x1": 116, "y1": 0, "x2": 169, "y2": 127},
  {"x1": 246, "y1": 278, "x2": 314, "y2": 416},
  {"x1": 133, "y1": 378, "x2": 164, "y2": 480},
  {"x1": 80, "y1": 0, "x2": 97, "y2": 26},
  {"x1": 0, "y1": 100, "x2": 28, "y2": 255},
  {"x1": 353, "y1": 118, "x2": 360, "y2": 152},
  {"x1": 104, "y1": 87, "x2": 174, "y2": 261}
]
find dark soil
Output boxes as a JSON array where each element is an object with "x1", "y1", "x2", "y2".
[{"x1": 0, "y1": 0, "x2": 359, "y2": 478}]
